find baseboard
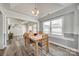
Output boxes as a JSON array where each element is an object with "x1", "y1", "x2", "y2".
[{"x1": 49, "y1": 41, "x2": 79, "y2": 53}]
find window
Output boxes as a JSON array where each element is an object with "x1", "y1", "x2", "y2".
[
  {"x1": 43, "y1": 17, "x2": 63, "y2": 35},
  {"x1": 51, "y1": 17, "x2": 63, "y2": 35},
  {"x1": 28, "y1": 25, "x2": 32, "y2": 32},
  {"x1": 43, "y1": 21, "x2": 50, "y2": 34},
  {"x1": 33, "y1": 24, "x2": 37, "y2": 33},
  {"x1": 22, "y1": 25, "x2": 26, "y2": 34}
]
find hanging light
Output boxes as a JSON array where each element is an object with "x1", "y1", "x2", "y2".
[
  {"x1": 32, "y1": 8, "x2": 39, "y2": 16},
  {"x1": 32, "y1": 3, "x2": 39, "y2": 16}
]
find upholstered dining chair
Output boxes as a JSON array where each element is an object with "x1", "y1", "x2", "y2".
[
  {"x1": 23, "y1": 32, "x2": 30, "y2": 48},
  {"x1": 39, "y1": 31, "x2": 43, "y2": 34},
  {"x1": 23, "y1": 32, "x2": 36, "y2": 55},
  {"x1": 38, "y1": 34, "x2": 49, "y2": 55},
  {"x1": 32, "y1": 34, "x2": 49, "y2": 55}
]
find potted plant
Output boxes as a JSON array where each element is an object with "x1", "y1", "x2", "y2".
[{"x1": 8, "y1": 32, "x2": 13, "y2": 44}]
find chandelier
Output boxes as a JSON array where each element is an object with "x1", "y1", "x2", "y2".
[{"x1": 32, "y1": 3, "x2": 39, "y2": 16}]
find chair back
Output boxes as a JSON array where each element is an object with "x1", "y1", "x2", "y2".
[
  {"x1": 23, "y1": 32, "x2": 30, "y2": 48},
  {"x1": 42, "y1": 34, "x2": 49, "y2": 54},
  {"x1": 39, "y1": 31, "x2": 43, "y2": 34},
  {"x1": 42, "y1": 34, "x2": 48, "y2": 40}
]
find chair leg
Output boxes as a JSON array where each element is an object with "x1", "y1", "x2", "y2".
[
  {"x1": 46, "y1": 42, "x2": 49, "y2": 54},
  {"x1": 25, "y1": 40, "x2": 26, "y2": 46}
]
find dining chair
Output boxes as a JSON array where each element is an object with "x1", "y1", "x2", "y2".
[
  {"x1": 23, "y1": 32, "x2": 30, "y2": 48},
  {"x1": 31, "y1": 34, "x2": 49, "y2": 55},
  {"x1": 39, "y1": 31, "x2": 43, "y2": 34},
  {"x1": 23, "y1": 32, "x2": 36, "y2": 55},
  {"x1": 39, "y1": 34, "x2": 49, "y2": 54}
]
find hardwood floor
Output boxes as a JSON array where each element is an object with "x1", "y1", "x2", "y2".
[
  {"x1": 3, "y1": 36, "x2": 79, "y2": 56},
  {"x1": 0, "y1": 49, "x2": 5, "y2": 56}
]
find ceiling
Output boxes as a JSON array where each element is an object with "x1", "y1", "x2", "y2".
[
  {"x1": 8, "y1": 3, "x2": 72, "y2": 20},
  {"x1": 8, "y1": 17, "x2": 37, "y2": 25},
  {"x1": 8, "y1": 18, "x2": 28, "y2": 25}
]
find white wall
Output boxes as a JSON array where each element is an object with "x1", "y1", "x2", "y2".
[
  {"x1": 8, "y1": 18, "x2": 26, "y2": 36},
  {"x1": 63, "y1": 12, "x2": 74, "y2": 33},
  {"x1": 10, "y1": 25, "x2": 26, "y2": 36},
  {"x1": 0, "y1": 12, "x2": 4, "y2": 49}
]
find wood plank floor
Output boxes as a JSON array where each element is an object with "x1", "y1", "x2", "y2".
[
  {"x1": 0, "y1": 49, "x2": 5, "y2": 56},
  {"x1": 2, "y1": 36, "x2": 79, "y2": 56}
]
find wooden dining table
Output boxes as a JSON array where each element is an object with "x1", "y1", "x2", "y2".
[{"x1": 29, "y1": 34, "x2": 43, "y2": 56}]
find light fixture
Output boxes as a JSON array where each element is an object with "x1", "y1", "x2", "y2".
[{"x1": 32, "y1": 3, "x2": 39, "y2": 16}]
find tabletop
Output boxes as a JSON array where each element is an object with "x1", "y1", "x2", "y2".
[{"x1": 29, "y1": 34, "x2": 42, "y2": 41}]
